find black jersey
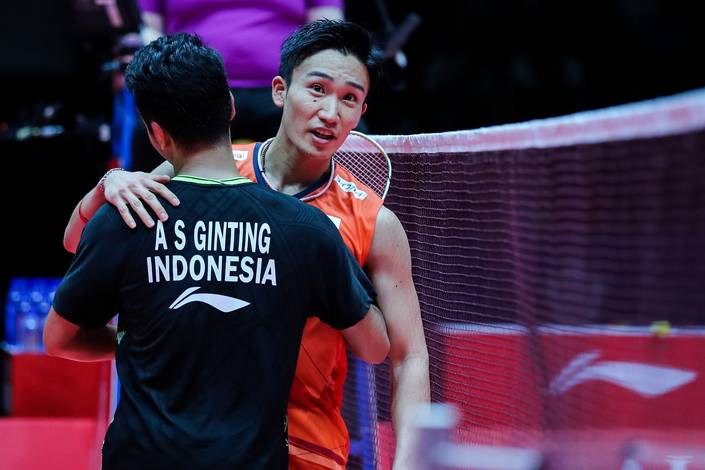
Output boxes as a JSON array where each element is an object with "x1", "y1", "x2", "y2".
[{"x1": 52, "y1": 175, "x2": 374, "y2": 470}]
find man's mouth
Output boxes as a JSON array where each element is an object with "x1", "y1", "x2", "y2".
[{"x1": 310, "y1": 129, "x2": 336, "y2": 142}]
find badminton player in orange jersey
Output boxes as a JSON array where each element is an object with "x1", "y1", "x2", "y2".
[{"x1": 64, "y1": 20, "x2": 429, "y2": 470}]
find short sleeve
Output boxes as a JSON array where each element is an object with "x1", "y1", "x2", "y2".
[
  {"x1": 306, "y1": 218, "x2": 375, "y2": 330},
  {"x1": 52, "y1": 206, "x2": 132, "y2": 328}
]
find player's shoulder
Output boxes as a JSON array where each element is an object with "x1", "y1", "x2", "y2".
[
  {"x1": 269, "y1": 190, "x2": 342, "y2": 239},
  {"x1": 262, "y1": 193, "x2": 343, "y2": 257},
  {"x1": 79, "y1": 203, "x2": 138, "y2": 248},
  {"x1": 242, "y1": 180, "x2": 329, "y2": 223},
  {"x1": 90, "y1": 203, "x2": 129, "y2": 231}
]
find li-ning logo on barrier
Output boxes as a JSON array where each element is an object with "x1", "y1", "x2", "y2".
[
  {"x1": 169, "y1": 286, "x2": 250, "y2": 313},
  {"x1": 335, "y1": 175, "x2": 368, "y2": 200},
  {"x1": 549, "y1": 350, "x2": 696, "y2": 397}
]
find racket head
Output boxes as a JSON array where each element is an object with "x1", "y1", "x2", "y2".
[{"x1": 333, "y1": 130, "x2": 392, "y2": 200}]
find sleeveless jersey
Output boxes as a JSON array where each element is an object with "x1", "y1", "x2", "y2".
[{"x1": 234, "y1": 142, "x2": 383, "y2": 469}]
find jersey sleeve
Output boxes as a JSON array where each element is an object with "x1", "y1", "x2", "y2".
[
  {"x1": 52, "y1": 206, "x2": 133, "y2": 328},
  {"x1": 305, "y1": 215, "x2": 376, "y2": 330}
]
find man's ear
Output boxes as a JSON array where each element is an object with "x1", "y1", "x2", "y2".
[
  {"x1": 361, "y1": 102, "x2": 368, "y2": 116},
  {"x1": 229, "y1": 91, "x2": 236, "y2": 121},
  {"x1": 145, "y1": 120, "x2": 169, "y2": 152},
  {"x1": 271, "y1": 76, "x2": 287, "y2": 109}
]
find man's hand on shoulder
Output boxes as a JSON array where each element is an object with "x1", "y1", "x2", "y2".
[
  {"x1": 103, "y1": 166, "x2": 179, "y2": 229},
  {"x1": 64, "y1": 162, "x2": 179, "y2": 254}
]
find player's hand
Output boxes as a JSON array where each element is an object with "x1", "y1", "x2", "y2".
[{"x1": 102, "y1": 170, "x2": 180, "y2": 229}]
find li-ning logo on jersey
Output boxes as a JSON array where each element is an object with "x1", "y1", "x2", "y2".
[
  {"x1": 232, "y1": 150, "x2": 249, "y2": 161},
  {"x1": 335, "y1": 175, "x2": 368, "y2": 200},
  {"x1": 169, "y1": 286, "x2": 250, "y2": 313}
]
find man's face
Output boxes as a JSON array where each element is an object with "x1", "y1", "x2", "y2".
[{"x1": 279, "y1": 49, "x2": 369, "y2": 159}]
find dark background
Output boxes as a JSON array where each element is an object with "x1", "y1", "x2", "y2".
[
  {"x1": 348, "y1": 0, "x2": 705, "y2": 133},
  {"x1": 0, "y1": 0, "x2": 704, "y2": 333}
]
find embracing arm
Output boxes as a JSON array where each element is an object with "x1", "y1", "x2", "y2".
[
  {"x1": 366, "y1": 206, "x2": 430, "y2": 470},
  {"x1": 63, "y1": 162, "x2": 177, "y2": 253},
  {"x1": 342, "y1": 303, "x2": 389, "y2": 364},
  {"x1": 43, "y1": 308, "x2": 116, "y2": 362}
]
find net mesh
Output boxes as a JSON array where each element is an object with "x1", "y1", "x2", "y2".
[{"x1": 341, "y1": 89, "x2": 705, "y2": 469}]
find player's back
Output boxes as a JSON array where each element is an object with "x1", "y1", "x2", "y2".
[{"x1": 68, "y1": 175, "x2": 373, "y2": 470}]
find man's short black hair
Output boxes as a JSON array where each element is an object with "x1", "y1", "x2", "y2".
[
  {"x1": 278, "y1": 20, "x2": 382, "y2": 96},
  {"x1": 125, "y1": 33, "x2": 231, "y2": 148}
]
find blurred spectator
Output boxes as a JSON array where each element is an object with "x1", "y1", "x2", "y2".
[
  {"x1": 138, "y1": 0, "x2": 343, "y2": 143},
  {"x1": 120, "y1": 1, "x2": 344, "y2": 171}
]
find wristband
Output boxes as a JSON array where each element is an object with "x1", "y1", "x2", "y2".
[{"x1": 98, "y1": 167, "x2": 125, "y2": 193}]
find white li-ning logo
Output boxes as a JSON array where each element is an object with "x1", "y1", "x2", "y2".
[{"x1": 548, "y1": 350, "x2": 696, "y2": 397}]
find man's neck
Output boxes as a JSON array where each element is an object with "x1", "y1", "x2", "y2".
[
  {"x1": 263, "y1": 135, "x2": 332, "y2": 195},
  {"x1": 172, "y1": 142, "x2": 242, "y2": 180}
]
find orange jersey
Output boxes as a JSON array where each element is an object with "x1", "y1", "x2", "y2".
[{"x1": 233, "y1": 143, "x2": 383, "y2": 469}]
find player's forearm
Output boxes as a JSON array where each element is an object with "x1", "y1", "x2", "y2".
[
  {"x1": 391, "y1": 351, "x2": 430, "y2": 470},
  {"x1": 64, "y1": 185, "x2": 107, "y2": 253},
  {"x1": 45, "y1": 324, "x2": 117, "y2": 362},
  {"x1": 343, "y1": 304, "x2": 390, "y2": 364}
]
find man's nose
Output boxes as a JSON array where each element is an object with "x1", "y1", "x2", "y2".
[{"x1": 317, "y1": 96, "x2": 339, "y2": 123}]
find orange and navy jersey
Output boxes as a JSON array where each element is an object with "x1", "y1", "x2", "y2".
[{"x1": 233, "y1": 142, "x2": 383, "y2": 469}]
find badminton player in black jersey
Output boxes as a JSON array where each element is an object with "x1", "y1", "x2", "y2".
[{"x1": 43, "y1": 33, "x2": 389, "y2": 470}]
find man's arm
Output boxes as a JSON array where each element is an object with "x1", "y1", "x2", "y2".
[
  {"x1": 43, "y1": 308, "x2": 116, "y2": 362},
  {"x1": 342, "y1": 303, "x2": 389, "y2": 364},
  {"x1": 366, "y1": 206, "x2": 430, "y2": 470},
  {"x1": 308, "y1": 215, "x2": 390, "y2": 364},
  {"x1": 64, "y1": 162, "x2": 177, "y2": 253}
]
